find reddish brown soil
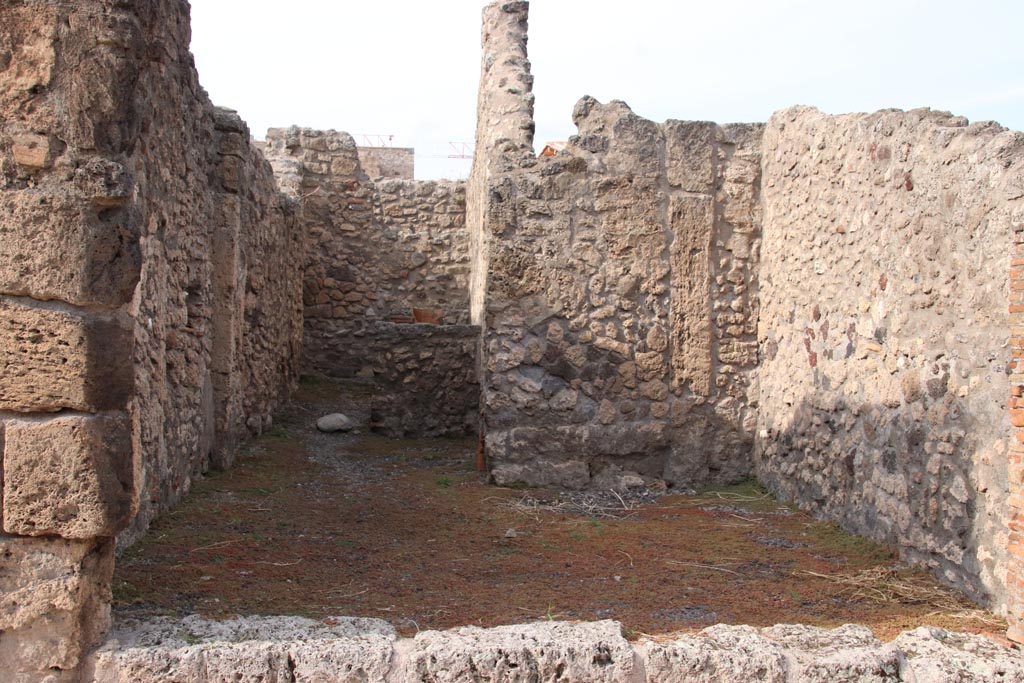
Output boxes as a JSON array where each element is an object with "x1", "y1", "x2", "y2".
[{"x1": 113, "y1": 377, "x2": 1004, "y2": 640}]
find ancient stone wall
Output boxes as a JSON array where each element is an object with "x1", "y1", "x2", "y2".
[
  {"x1": 469, "y1": 4, "x2": 761, "y2": 489},
  {"x1": 265, "y1": 129, "x2": 469, "y2": 325},
  {"x1": 475, "y1": 103, "x2": 762, "y2": 490},
  {"x1": 263, "y1": 128, "x2": 478, "y2": 437},
  {"x1": 1009, "y1": 212, "x2": 1024, "y2": 640},
  {"x1": 0, "y1": 1, "x2": 304, "y2": 678},
  {"x1": 357, "y1": 145, "x2": 414, "y2": 180},
  {"x1": 757, "y1": 106, "x2": 1024, "y2": 610},
  {"x1": 304, "y1": 321, "x2": 480, "y2": 437},
  {"x1": 468, "y1": 1, "x2": 536, "y2": 329}
]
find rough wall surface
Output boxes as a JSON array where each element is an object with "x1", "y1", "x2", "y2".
[
  {"x1": 468, "y1": 5, "x2": 762, "y2": 489},
  {"x1": 0, "y1": 0, "x2": 303, "y2": 678},
  {"x1": 468, "y1": 1, "x2": 536, "y2": 329},
  {"x1": 263, "y1": 128, "x2": 478, "y2": 437},
  {"x1": 1009, "y1": 208, "x2": 1024, "y2": 640},
  {"x1": 85, "y1": 615, "x2": 1024, "y2": 683},
  {"x1": 265, "y1": 129, "x2": 470, "y2": 325},
  {"x1": 757, "y1": 106, "x2": 1024, "y2": 610},
  {"x1": 357, "y1": 145, "x2": 414, "y2": 180},
  {"x1": 478, "y1": 103, "x2": 762, "y2": 490},
  {"x1": 304, "y1": 321, "x2": 480, "y2": 436}
]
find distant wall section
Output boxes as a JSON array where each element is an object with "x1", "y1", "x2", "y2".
[
  {"x1": 357, "y1": 145, "x2": 414, "y2": 180},
  {"x1": 265, "y1": 128, "x2": 478, "y2": 437}
]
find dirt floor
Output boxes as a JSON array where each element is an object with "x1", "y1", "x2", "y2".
[{"x1": 113, "y1": 376, "x2": 1006, "y2": 641}]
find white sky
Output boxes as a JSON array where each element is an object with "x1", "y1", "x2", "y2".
[{"x1": 189, "y1": 0, "x2": 1024, "y2": 181}]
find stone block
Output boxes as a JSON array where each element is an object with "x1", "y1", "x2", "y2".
[
  {"x1": 640, "y1": 623, "x2": 906, "y2": 683},
  {"x1": 86, "y1": 615, "x2": 396, "y2": 683},
  {"x1": 396, "y1": 620, "x2": 635, "y2": 683},
  {"x1": 669, "y1": 194, "x2": 713, "y2": 396},
  {"x1": 3, "y1": 413, "x2": 133, "y2": 538},
  {"x1": 0, "y1": 191, "x2": 140, "y2": 306},
  {"x1": 664, "y1": 120, "x2": 716, "y2": 192},
  {"x1": 0, "y1": 300, "x2": 133, "y2": 413},
  {"x1": 12, "y1": 133, "x2": 55, "y2": 168},
  {"x1": 0, "y1": 537, "x2": 112, "y2": 677},
  {"x1": 640, "y1": 625, "x2": 788, "y2": 683},
  {"x1": 0, "y1": 5, "x2": 57, "y2": 112},
  {"x1": 895, "y1": 626, "x2": 1024, "y2": 682}
]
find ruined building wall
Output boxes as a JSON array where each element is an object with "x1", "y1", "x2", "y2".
[
  {"x1": 264, "y1": 128, "x2": 478, "y2": 437},
  {"x1": 265, "y1": 128, "x2": 469, "y2": 326},
  {"x1": 357, "y1": 145, "x2": 414, "y2": 180},
  {"x1": 756, "y1": 106, "x2": 1024, "y2": 610},
  {"x1": 0, "y1": 1, "x2": 304, "y2": 679},
  {"x1": 477, "y1": 103, "x2": 763, "y2": 489},
  {"x1": 470, "y1": 4, "x2": 761, "y2": 490},
  {"x1": 469, "y1": 0, "x2": 1024, "y2": 632}
]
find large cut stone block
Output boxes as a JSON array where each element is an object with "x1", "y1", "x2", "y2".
[
  {"x1": 0, "y1": 536, "x2": 113, "y2": 678},
  {"x1": 664, "y1": 120, "x2": 716, "y2": 192},
  {"x1": 0, "y1": 190, "x2": 140, "y2": 307},
  {"x1": 86, "y1": 615, "x2": 396, "y2": 683},
  {"x1": 395, "y1": 620, "x2": 636, "y2": 683},
  {"x1": 3, "y1": 413, "x2": 133, "y2": 538},
  {"x1": 0, "y1": 299, "x2": 133, "y2": 412}
]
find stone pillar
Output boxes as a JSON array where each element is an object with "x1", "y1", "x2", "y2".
[
  {"x1": 467, "y1": 0, "x2": 535, "y2": 327},
  {"x1": 1008, "y1": 225, "x2": 1024, "y2": 642},
  {"x1": 0, "y1": 2, "x2": 141, "y2": 679}
]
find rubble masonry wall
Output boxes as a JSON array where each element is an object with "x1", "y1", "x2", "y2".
[
  {"x1": 472, "y1": 3, "x2": 761, "y2": 491},
  {"x1": 263, "y1": 128, "x2": 479, "y2": 437},
  {"x1": 757, "y1": 106, "x2": 1024, "y2": 611},
  {"x1": 469, "y1": 0, "x2": 1024, "y2": 624}
]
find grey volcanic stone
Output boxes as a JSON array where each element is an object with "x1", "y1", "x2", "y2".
[{"x1": 317, "y1": 413, "x2": 356, "y2": 432}]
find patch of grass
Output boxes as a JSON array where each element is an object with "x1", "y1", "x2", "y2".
[
  {"x1": 807, "y1": 522, "x2": 894, "y2": 565},
  {"x1": 112, "y1": 579, "x2": 143, "y2": 604},
  {"x1": 261, "y1": 425, "x2": 296, "y2": 442},
  {"x1": 701, "y1": 477, "x2": 769, "y2": 498},
  {"x1": 436, "y1": 476, "x2": 453, "y2": 488}
]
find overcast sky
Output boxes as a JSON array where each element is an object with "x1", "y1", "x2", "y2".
[{"x1": 189, "y1": 0, "x2": 1024, "y2": 180}]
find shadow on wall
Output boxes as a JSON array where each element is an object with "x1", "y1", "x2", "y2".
[
  {"x1": 758, "y1": 387, "x2": 1006, "y2": 607},
  {"x1": 482, "y1": 307, "x2": 754, "y2": 490},
  {"x1": 303, "y1": 319, "x2": 481, "y2": 438}
]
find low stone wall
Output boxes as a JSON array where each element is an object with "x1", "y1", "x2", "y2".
[
  {"x1": 304, "y1": 320, "x2": 480, "y2": 437},
  {"x1": 757, "y1": 106, "x2": 1024, "y2": 611},
  {"x1": 85, "y1": 615, "x2": 1024, "y2": 683}
]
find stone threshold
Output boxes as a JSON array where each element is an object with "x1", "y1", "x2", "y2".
[{"x1": 84, "y1": 615, "x2": 1023, "y2": 682}]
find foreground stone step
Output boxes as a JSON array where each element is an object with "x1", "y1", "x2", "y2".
[{"x1": 83, "y1": 616, "x2": 1024, "y2": 682}]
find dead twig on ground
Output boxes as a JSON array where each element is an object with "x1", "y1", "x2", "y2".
[
  {"x1": 799, "y1": 567, "x2": 973, "y2": 613},
  {"x1": 321, "y1": 588, "x2": 369, "y2": 599},
  {"x1": 189, "y1": 540, "x2": 240, "y2": 553},
  {"x1": 500, "y1": 491, "x2": 643, "y2": 520},
  {"x1": 666, "y1": 560, "x2": 742, "y2": 576}
]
